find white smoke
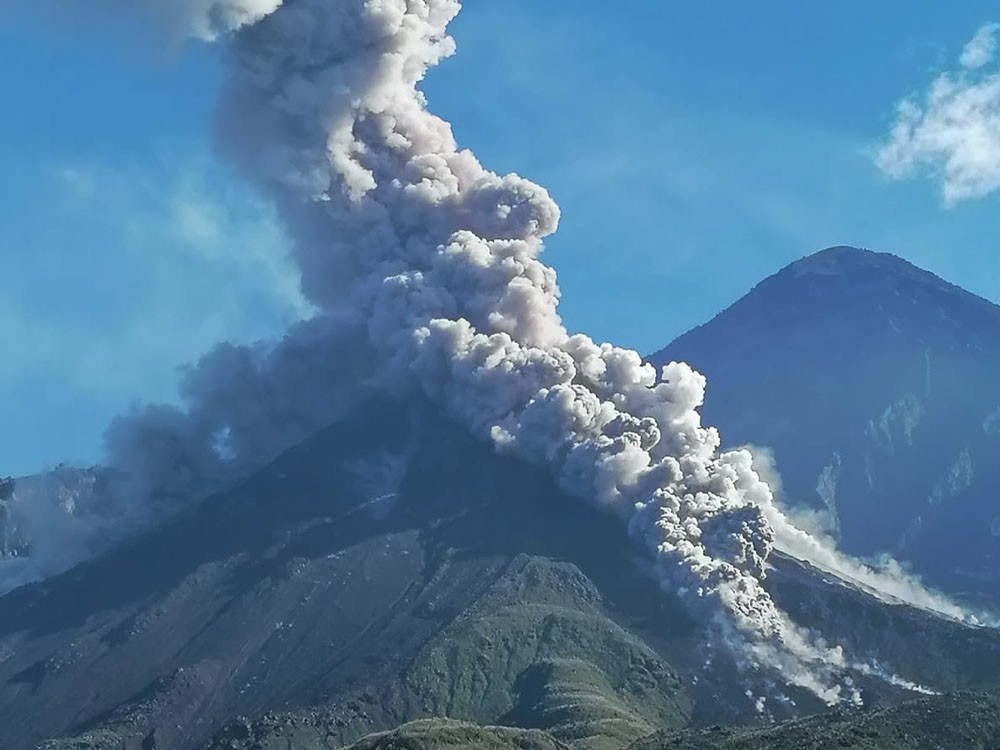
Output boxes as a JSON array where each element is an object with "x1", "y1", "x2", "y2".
[
  {"x1": 960, "y1": 23, "x2": 1000, "y2": 71},
  {"x1": 1, "y1": 315, "x2": 373, "y2": 592},
  {"x1": 745, "y1": 446, "x2": 988, "y2": 626},
  {"x1": 8, "y1": 0, "x2": 987, "y2": 702},
  {"x1": 855, "y1": 666, "x2": 937, "y2": 697},
  {"x1": 768, "y1": 504, "x2": 985, "y2": 625},
  {"x1": 201, "y1": 0, "x2": 899, "y2": 701},
  {"x1": 0, "y1": 468, "x2": 105, "y2": 592}
]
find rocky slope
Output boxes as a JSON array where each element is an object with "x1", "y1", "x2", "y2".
[
  {"x1": 652, "y1": 246, "x2": 1000, "y2": 595},
  {"x1": 13, "y1": 399, "x2": 1000, "y2": 750},
  {"x1": 0, "y1": 401, "x2": 701, "y2": 750}
]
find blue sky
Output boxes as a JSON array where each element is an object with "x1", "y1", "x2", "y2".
[{"x1": 3, "y1": 1, "x2": 999, "y2": 475}]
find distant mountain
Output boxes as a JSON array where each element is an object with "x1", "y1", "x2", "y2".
[
  {"x1": 14, "y1": 399, "x2": 1000, "y2": 750},
  {"x1": 652, "y1": 246, "x2": 1000, "y2": 595}
]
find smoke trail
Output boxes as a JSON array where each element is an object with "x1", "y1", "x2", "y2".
[
  {"x1": 768, "y1": 504, "x2": 986, "y2": 625},
  {"x1": 746, "y1": 446, "x2": 989, "y2": 626},
  {"x1": 0, "y1": 469, "x2": 105, "y2": 592},
  {"x1": 7, "y1": 0, "x2": 981, "y2": 701}
]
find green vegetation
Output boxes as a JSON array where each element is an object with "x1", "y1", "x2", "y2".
[
  {"x1": 343, "y1": 719, "x2": 569, "y2": 750},
  {"x1": 406, "y1": 558, "x2": 689, "y2": 750},
  {"x1": 19, "y1": 408, "x2": 1000, "y2": 750},
  {"x1": 195, "y1": 693, "x2": 1000, "y2": 750},
  {"x1": 629, "y1": 694, "x2": 1000, "y2": 750},
  {"x1": 197, "y1": 557, "x2": 690, "y2": 750}
]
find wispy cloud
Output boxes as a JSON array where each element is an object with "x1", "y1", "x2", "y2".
[
  {"x1": 0, "y1": 151, "x2": 308, "y2": 472},
  {"x1": 876, "y1": 22, "x2": 1000, "y2": 205},
  {"x1": 55, "y1": 157, "x2": 311, "y2": 321},
  {"x1": 960, "y1": 23, "x2": 1000, "y2": 70},
  {"x1": 36, "y1": 154, "x2": 310, "y2": 392}
]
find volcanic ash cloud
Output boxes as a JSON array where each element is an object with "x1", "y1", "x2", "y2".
[
  {"x1": 12, "y1": 0, "x2": 983, "y2": 702},
  {"x1": 172, "y1": 0, "x2": 856, "y2": 701}
]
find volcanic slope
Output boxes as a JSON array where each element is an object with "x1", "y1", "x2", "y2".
[{"x1": 11, "y1": 400, "x2": 1000, "y2": 750}]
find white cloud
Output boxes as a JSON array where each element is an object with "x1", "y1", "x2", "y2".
[
  {"x1": 876, "y1": 22, "x2": 1000, "y2": 205},
  {"x1": 54, "y1": 155, "x2": 311, "y2": 326},
  {"x1": 960, "y1": 23, "x2": 1000, "y2": 70}
]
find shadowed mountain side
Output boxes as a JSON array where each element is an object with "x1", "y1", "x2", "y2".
[
  {"x1": 767, "y1": 553, "x2": 1000, "y2": 693},
  {"x1": 13, "y1": 399, "x2": 1000, "y2": 750},
  {"x1": 2, "y1": 400, "x2": 703, "y2": 750},
  {"x1": 192, "y1": 556, "x2": 692, "y2": 750},
  {"x1": 651, "y1": 246, "x2": 1000, "y2": 594},
  {"x1": 185, "y1": 550, "x2": 1000, "y2": 750}
]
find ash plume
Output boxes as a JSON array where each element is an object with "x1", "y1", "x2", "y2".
[{"x1": 6, "y1": 0, "x2": 986, "y2": 702}]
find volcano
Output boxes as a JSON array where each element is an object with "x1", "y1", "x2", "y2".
[
  {"x1": 653, "y1": 246, "x2": 1000, "y2": 596},
  {"x1": 6, "y1": 398, "x2": 1000, "y2": 750}
]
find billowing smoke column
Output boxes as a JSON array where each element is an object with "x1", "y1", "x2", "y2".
[
  {"x1": 179, "y1": 0, "x2": 858, "y2": 701},
  {"x1": 6, "y1": 0, "x2": 981, "y2": 702}
]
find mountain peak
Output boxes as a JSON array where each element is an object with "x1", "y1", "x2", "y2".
[
  {"x1": 785, "y1": 245, "x2": 925, "y2": 279},
  {"x1": 743, "y1": 246, "x2": 1000, "y2": 322}
]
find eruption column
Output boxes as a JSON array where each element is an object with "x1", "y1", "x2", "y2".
[{"x1": 207, "y1": 0, "x2": 856, "y2": 702}]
